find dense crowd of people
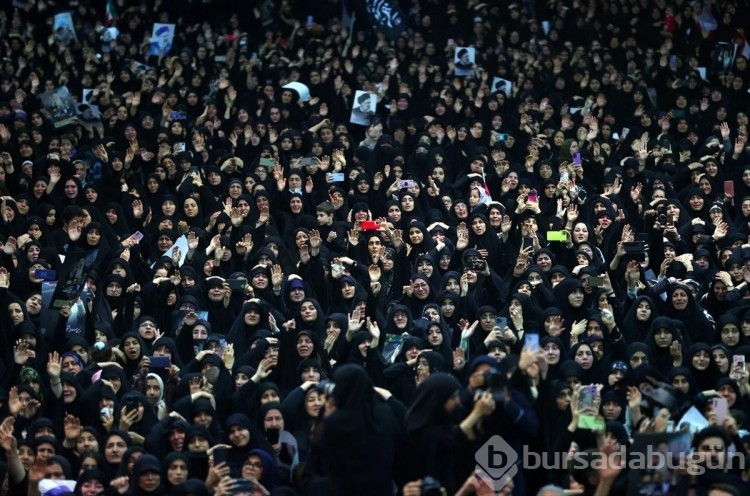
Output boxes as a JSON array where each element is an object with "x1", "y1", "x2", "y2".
[{"x1": 2, "y1": 0, "x2": 750, "y2": 495}]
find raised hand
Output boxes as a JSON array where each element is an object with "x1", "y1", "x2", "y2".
[
  {"x1": 63, "y1": 414, "x2": 82, "y2": 441},
  {"x1": 456, "y1": 222, "x2": 469, "y2": 250},
  {"x1": 47, "y1": 351, "x2": 62, "y2": 379},
  {"x1": 68, "y1": 221, "x2": 81, "y2": 241},
  {"x1": 271, "y1": 264, "x2": 283, "y2": 288},
  {"x1": 230, "y1": 207, "x2": 243, "y2": 226},
  {"x1": 14, "y1": 340, "x2": 35, "y2": 365},
  {"x1": 0, "y1": 267, "x2": 9, "y2": 289},
  {"x1": 369, "y1": 264, "x2": 381, "y2": 282}
]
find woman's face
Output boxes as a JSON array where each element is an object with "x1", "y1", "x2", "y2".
[
  {"x1": 300, "y1": 301, "x2": 317, "y2": 322},
  {"x1": 183, "y1": 199, "x2": 199, "y2": 218},
  {"x1": 290, "y1": 197, "x2": 303, "y2": 214},
  {"x1": 80, "y1": 480, "x2": 105, "y2": 496},
  {"x1": 241, "y1": 455, "x2": 264, "y2": 482},
  {"x1": 393, "y1": 310, "x2": 408, "y2": 329},
  {"x1": 33, "y1": 180, "x2": 48, "y2": 198},
  {"x1": 86, "y1": 228, "x2": 101, "y2": 246},
  {"x1": 544, "y1": 342, "x2": 561, "y2": 364},
  {"x1": 432, "y1": 167, "x2": 445, "y2": 183},
  {"x1": 137, "y1": 469, "x2": 160, "y2": 492},
  {"x1": 713, "y1": 349, "x2": 730, "y2": 373},
  {"x1": 488, "y1": 209, "x2": 503, "y2": 227},
  {"x1": 26, "y1": 293, "x2": 42, "y2": 316},
  {"x1": 263, "y1": 408, "x2": 284, "y2": 432},
  {"x1": 296, "y1": 334, "x2": 314, "y2": 358},
  {"x1": 568, "y1": 288, "x2": 584, "y2": 307},
  {"x1": 671, "y1": 288, "x2": 689, "y2": 310},
  {"x1": 469, "y1": 189, "x2": 481, "y2": 206},
  {"x1": 401, "y1": 195, "x2": 415, "y2": 212},
  {"x1": 408, "y1": 227, "x2": 424, "y2": 245},
  {"x1": 555, "y1": 389, "x2": 572, "y2": 410},
  {"x1": 244, "y1": 309, "x2": 261, "y2": 326},
  {"x1": 9, "y1": 302, "x2": 24, "y2": 325},
  {"x1": 295, "y1": 230, "x2": 309, "y2": 248},
  {"x1": 123, "y1": 337, "x2": 141, "y2": 360},
  {"x1": 104, "y1": 435, "x2": 127, "y2": 464},
  {"x1": 387, "y1": 205, "x2": 401, "y2": 222},
  {"x1": 573, "y1": 223, "x2": 589, "y2": 243},
  {"x1": 721, "y1": 324, "x2": 741, "y2": 346},
  {"x1": 45, "y1": 208, "x2": 56, "y2": 226},
  {"x1": 692, "y1": 350, "x2": 711, "y2": 370},
  {"x1": 64, "y1": 180, "x2": 78, "y2": 199},
  {"x1": 162, "y1": 200, "x2": 176, "y2": 216},
  {"x1": 671, "y1": 373, "x2": 690, "y2": 394},
  {"x1": 653, "y1": 328, "x2": 673, "y2": 348},
  {"x1": 427, "y1": 325, "x2": 442, "y2": 346},
  {"x1": 167, "y1": 459, "x2": 188, "y2": 485},
  {"x1": 574, "y1": 344, "x2": 594, "y2": 369},
  {"x1": 358, "y1": 338, "x2": 371, "y2": 357},
  {"x1": 636, "y1": 300, "x2": 651, "y2": 321},
  {"x1": 454, "y1": 202, "x2": 468, "y2": 218},
  {"x1": 19, "y1": 444, "x2": 35, "y2": 470},
  {"x1": 305, "y1": 390, "x2": 324, "y2": 417},
  {"x1": 471, "y1": 216, "x2": 486, "y2": 235}
]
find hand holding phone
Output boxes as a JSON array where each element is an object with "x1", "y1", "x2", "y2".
[{"x1": 734, "y1": 354, "x2": 746, "y2": 372}]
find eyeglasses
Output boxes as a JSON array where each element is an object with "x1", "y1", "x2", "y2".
[{"x1": 244, "y1": 461, "x2": 264, "y2": 469}]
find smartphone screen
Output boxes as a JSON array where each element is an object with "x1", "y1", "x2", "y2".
[
  {"x1": 712, "y1": 397, "x2": 728, "y2": 424},
  {"x1": 495, "y1": 316, "x2": 507, "y2": 329},
  {"x1": 266, "y1": 427, "x2": 280, "y2": 445},
  {"x1": 724, "y1": 180, "x2": 735, "y2": 205},
  {"x1": 527, "y1": 190, "x2": 538, "y2": 202},
  {"x1": 578, "y1": 385, "x2": 596, "y2": 410},
  {"x1": 149, "y1": 356, "x2": 171, "y2": 368},
  {"x1": 524, "y1": 333, "x2": 540, "y2": 351},
  {"x1": 34, "y1": 269, "x2": 57, "y2": 281},
  {"x1": 734, "y1": 355, "x2": 746, "y2": 371},
  {"x1": 212, "y1": 447, "x2": 229, "y2": 465}
]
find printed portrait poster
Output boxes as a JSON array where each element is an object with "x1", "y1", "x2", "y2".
[
  {"x1": 40, "y1": 281, "x2": 58, "y2": 337},
  {"x1": 76, "y1": 102, "x2": 102, "y2": 128},
  {"x1": 627, "y1": 431, "x2": 692, "y2": 496},
  {"x1": 712, "y1": 42, "x2": 737, "y2": 75},
  {"x1": 350, "y1": 90, "x2": 377, "y2": 126},
  {"x1": 149, "y1": 23, "x2": 176, "y2": 57},
  {"x1": 40, "y1": 86, "x2": 78, "y2": 128},
  {"x1": 454, "y1": 47, "x2": 476, "y2": 77},
  {"x1": 49, "y1": 249, "x2": 98, "y2": 309},
  {"x1": 53, "y1": 12, "x2": 78, "y2": 44},
  {"x1": 364, "y1": 0, "x2": 406, "y2": 40},
  {"x1": 491, "y1": 77, "x2": 513, "y2": 97}
]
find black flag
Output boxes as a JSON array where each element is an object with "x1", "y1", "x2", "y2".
[{"x1": 364, "y1": 0, "x2": 406, "y2": 40}]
